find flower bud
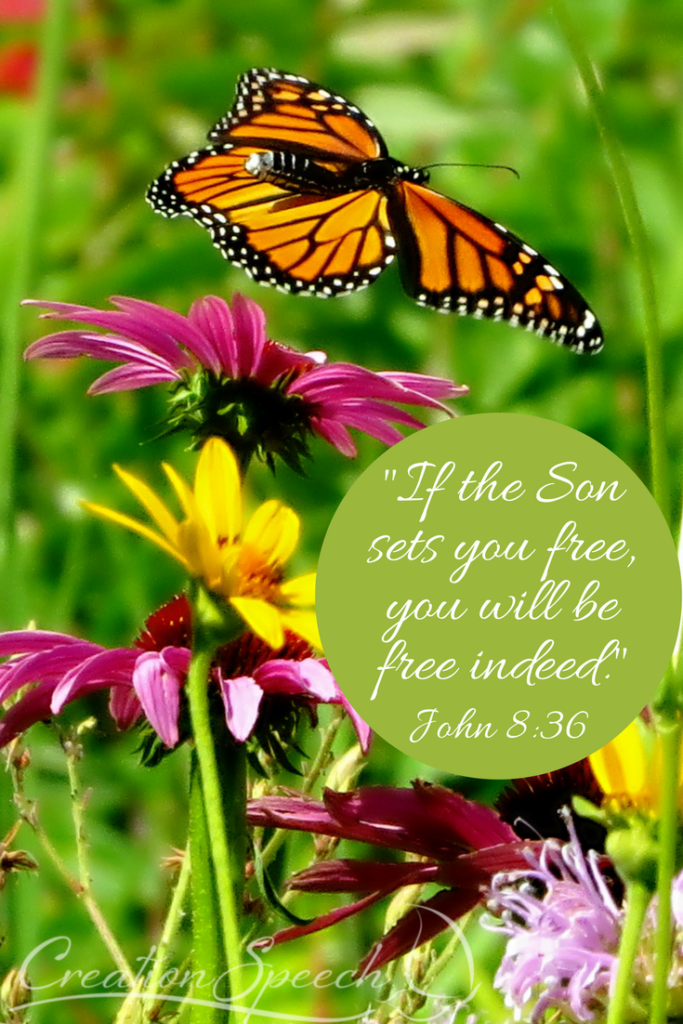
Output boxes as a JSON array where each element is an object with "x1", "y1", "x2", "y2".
[
  {"x1": 605, "y1": 819, "x2": 659, "y2": 891},
  {"x1": 404, "y1": 938, "x2": 432, "y2": 986},
  {"x1": 384, "y1": 877, "x2": 426, "y2": 934},
  {"x1": 326, "y1": 743, "x2": 365, "y2": 792},
  {"x1": 1, "y1": 967, "x2": 31, "y2": 1019}
]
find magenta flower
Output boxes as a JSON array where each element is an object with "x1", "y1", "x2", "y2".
[
  {"x1": 0, "y1": 595, "x2": 370, "y2": 756},
  {"x1": 23, "y1": 294, "x2": 467, "y2": 464},
  {"x1": 246, "y1": 781, "x2": 536, "y2": 973}
]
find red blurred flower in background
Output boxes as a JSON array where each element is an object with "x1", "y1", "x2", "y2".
[
  {"x1": 0, "y1": 40, "x2": 37, "y2": 94},
  {"x1": 0, "y1": 0, "x2": 44, "y2": 20},
  {"x1": 0, "y1": 0, "x2": 44, "y2": 97}
]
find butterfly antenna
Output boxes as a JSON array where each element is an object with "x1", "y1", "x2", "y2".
[{"x1": 422, "y1": 161, "x2": 520, "y2": 180}]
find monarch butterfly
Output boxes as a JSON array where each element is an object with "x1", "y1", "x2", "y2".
[{"x1": 147, "y1": 68, "x2": 602, "y2": 354}]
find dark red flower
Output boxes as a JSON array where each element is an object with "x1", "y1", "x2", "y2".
[
  {"x1": 247, "y1": 780, "x2": 537, "y2": 972},
  {"x1": 496, "y1": 761, "x2": 607, "y2": 852}
]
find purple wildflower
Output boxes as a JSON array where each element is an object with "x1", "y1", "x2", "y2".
[
  {"x1": 0, "y1": 595, "x2": 370, "y2": 755},
  {"x1": 486, "y1": 809, "x2": 683, "y2": 1021},
  {"x1": 23, "y1": 294, "x2": 467, "y2": 462},
  {"x1": 485, "y1": 819, "x2": 622, "y2": 1023},
  {"x1": 673, "y1": 873, "x2": 683, "y2": 998},
  {"x1": 674, "y1": 871, "x2": 683, "y2": 932}
]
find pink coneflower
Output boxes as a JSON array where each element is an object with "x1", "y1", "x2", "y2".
[
  {"x1": 246, "y1": 781, "x2": 536, "y2": 972},
  {"x1": 0, "y1": 595, "x2": 370, "y2": 756},
  {"x1": 23, "y1": 294, "x2": 467, "y2": 464}
]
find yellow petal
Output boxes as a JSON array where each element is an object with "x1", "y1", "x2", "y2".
[
  {"x1": 590, "y1": 719, "x2": 648, "y2": 799},
  {"x1": 195, "y1": 437, "x2": 242, "y2": 544},
  {"x1": 218, "y1": 542, "x2": 242, "y2": 595},
  {"x1": 163, "y1": 456, "x2": 228, "y2": 590},
  {"x1": 83, "y1": 502, "x2": 188, "y2": 568},
  {"x1": 230, "y1": 597, "x2": 284, "y2": 649},
  {"x1": 113, "y1": 465, "x2": 180, "y2": 544},
  {"x1": 280, "y1": 572, "x2": 316, "y2": 606},
  {"x1": 163, "y1": 462, "x2": 197, "y2": 520},
  {"x1": 177, "y1": 518, "x2": 223, "y2": 587},
  {"x1": 279, "y1": 609, "x2": 322, "y2": 651},
  {"x1": 243, "y1": 501, "x2": 300, "y2": 567}
]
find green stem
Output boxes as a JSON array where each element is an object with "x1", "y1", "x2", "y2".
[
  {"x1": 413, "y1": 916, "x2": 470, "y2": 997},
  {"x1": 649, "y1": 433, "x2": 683, "y2": 1021},
  {"x1": 550, "y1": 0, "x2": 669, "y2": 525},
  {"x1": 10, "y1": 745, "x2": 134, "y2": 985},
  {"x1": 374, "y1": 960, "x2": 398, "y2": 1024},
  {"x1": 143, "y1": 846, "x2": 193, "y2": 1021},
  {"x1": 550, "y1": 14, "x2": 680, "y2": 1015},
  {"x1": 189, "y1": 758, "x2": 222, "y2": 1024},
  {"x1": 0, "y1": 0, "x2": 69, "y2": 570},
  {"x1": 259, "y1": 707, "x2": 344, "y2": 870},
  {"x1": 395, "y1": 920, "x2": 470, "y2": 1022},
  {"x1": 186, "y1": 646, "x2": 245, "y2": 1023},
  {"x1": 607, "y1": 881, "x2": 651, "y2": 1024},
  {"x1": 113, "y1": 847, "x2": 192, "y2": 1024},
  {"x1": 657, "y1": 474, "x2": 683, "y2": 715},
  {"x1": 64, "y1": 743, "x2": 136, "y2": 986},
  {"x1": 302, "y1": 707, "x2": 345, "y2": 795},
  {"x1": 217, "y1": 731, "x2": 247, "y2": 917},
  {"x1": 649, "y1": 716, "x2": 682, "y2": 1024}
]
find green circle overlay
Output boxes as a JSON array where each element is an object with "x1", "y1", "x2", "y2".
[{"x1": 317, "y1": 414, "x2": 681, "y2": 778}]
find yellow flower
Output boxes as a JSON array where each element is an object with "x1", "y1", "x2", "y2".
[
  {"x1": 589, "y1": 718, "x2": 683, "y2": 815},
  {"x1": 85, "y1": 437, "x2": 320, "y2": 651}
]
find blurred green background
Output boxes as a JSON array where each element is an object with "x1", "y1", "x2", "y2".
[{"x1": 0, "y1": 0, "x2": 682, "y2": 1020}]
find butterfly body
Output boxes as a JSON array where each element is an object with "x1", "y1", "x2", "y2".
[
  {"x1": 245, "y1": 150, "x2": 429, "y2": 195},
  {"x1": 148, "y1": 68, "x2": 602, "y2": 353},
  {"x1": 244, "y1": 150, "x2": 352, "y2": 195}
]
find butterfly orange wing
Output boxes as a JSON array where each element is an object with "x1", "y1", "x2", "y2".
[
  {"x1": 223, "y1": 187, "x2": 393, "y2": 296},
  {"x1": 148, "y1": 143, "x2": 394, "y2": 296},
  {"x1": 147, "y1": 70, "x2": 394, "y2": 295},
  {"x1": 208, "y1": 68, "x2": 386, "y2": 163},
  {"x1": 389, "y1": 181, "x2": 602, "y2": 353}
]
